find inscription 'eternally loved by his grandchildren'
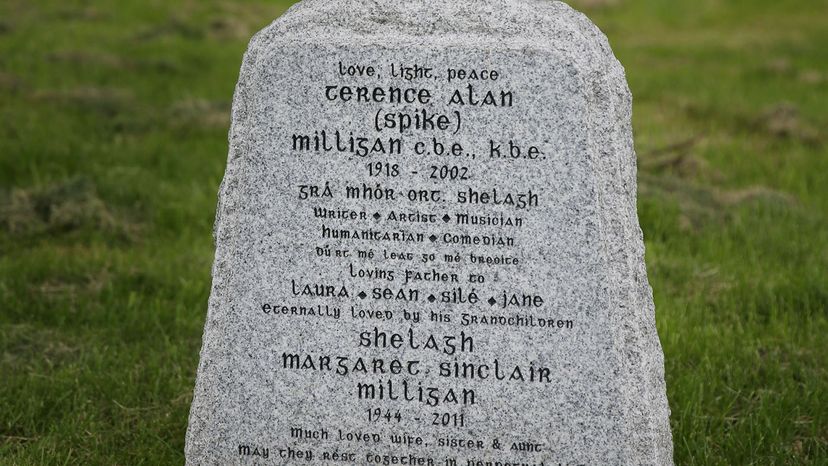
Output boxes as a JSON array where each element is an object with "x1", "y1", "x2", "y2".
[{"x1": 186, "y1": 1, "x2": 674, "y2": 465}]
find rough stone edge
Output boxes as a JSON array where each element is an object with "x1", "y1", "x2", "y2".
[
  {"x1": 563, "y1": 8, "x2": 674, "y2": 464},
  {"x1": 184, "y1": 23, "x2": 272, "y2": 463}
]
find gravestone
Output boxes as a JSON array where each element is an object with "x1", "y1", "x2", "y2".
[{"x1": 186, "y1": 0, "x2": 674, "y2": 464}]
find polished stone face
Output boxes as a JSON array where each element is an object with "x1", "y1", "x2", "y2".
[{"x1": 185, "y1": 1, "x2": 673, "y2": 464}]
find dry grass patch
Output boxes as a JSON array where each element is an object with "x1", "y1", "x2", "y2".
[
  {"x1": 30, "y1": 86, "x2": 133, "y2": 116},
  {"x1": 569, "y1": 0, "x2": 623, "y2": 10},
  {"x1": 640, "y1": 174, "x2": 797, "y2": 231},
  {"x1": 0, "y1": 177, "x2": 139, "y2": 240},
  {"x1": 0, "y1": 71, "x2": 23, "y2": 93},
  {"x1": 170, "y1": 98, "x2": 230, "y2": 129},
  {"x1": 47, "y1": 50, "x2": 125, "y2": 68},
  {"x1": 756, "y1": 102, "x2": 822, "y2": 145},
  {"x1": 1, "y1": 324, "x2": 81, "y2": 370}
]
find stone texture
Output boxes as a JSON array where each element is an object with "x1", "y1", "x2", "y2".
[{"x1": 186, "y1": 0, "x2": 673, "y2": 464}]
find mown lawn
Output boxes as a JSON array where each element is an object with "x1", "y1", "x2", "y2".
[{"x1": 1, "y1": 0, "x2": 826, "y2": 464}]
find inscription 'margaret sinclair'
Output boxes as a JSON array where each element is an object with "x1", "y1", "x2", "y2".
[{"x1": 186, "y1": 1, "x2": 673, "y2": 465}]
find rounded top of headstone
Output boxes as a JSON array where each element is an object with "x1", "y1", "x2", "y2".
[
  {"x1": 263, "y1": 0, "x2": 603, "y2": 51},
  {"x1": 249, "y1": 0, "x2": 621, "y2": 80},
  {"x1": 273, "y1": 0, "x2": 569, "y2": 36}
]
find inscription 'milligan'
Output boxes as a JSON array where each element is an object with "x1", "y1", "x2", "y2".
[
  {"x1": 356, "y1": 379, "x2": 476, "y2": 407},
  {"x1": 292, "y1": 130, "x2": 402, "y2": 157}
]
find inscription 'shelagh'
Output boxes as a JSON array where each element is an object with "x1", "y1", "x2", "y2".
[{"x1": 186, "y1": 0, "x2": 674, "y2": 465}]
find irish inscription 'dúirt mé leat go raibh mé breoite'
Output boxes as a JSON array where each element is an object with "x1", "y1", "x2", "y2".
[{"x1": 185, "y1": 1, "x2": 674, "y2": 465}]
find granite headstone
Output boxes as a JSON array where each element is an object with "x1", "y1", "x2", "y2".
[{"x1": 186, "y1": 0, "x2": 673, "y2": 464}]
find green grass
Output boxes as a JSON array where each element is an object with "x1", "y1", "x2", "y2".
[{"x1": 1, "y1": 0, "x2": 826, "y2": 464}]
